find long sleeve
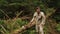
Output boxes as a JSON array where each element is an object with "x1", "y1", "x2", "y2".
[
  {"x1": 30, "y1": 12, "x2": 37, "y2": 23},
  {"x1": 41, "y1": 12, "x2": 46, "y2": 25}
]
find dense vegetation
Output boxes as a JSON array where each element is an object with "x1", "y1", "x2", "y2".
[{"x1": 0, "y1": 0, "x2": 60, "y2": 34}]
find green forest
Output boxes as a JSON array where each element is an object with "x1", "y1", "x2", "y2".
[{"x1": 0, "y1": 0, "x2": 60, "y2": 34}]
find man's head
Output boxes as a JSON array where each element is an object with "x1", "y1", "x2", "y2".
[{"x1": 36, "y1": 7, "x2": 41, "y2": 14}]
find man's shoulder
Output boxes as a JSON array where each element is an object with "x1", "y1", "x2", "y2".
[
  {"x1": 40, "y1": 12, "x2": 44, "y2": 14},
  {"x1": 34, "y1": 12, "x2": 44, "y2": 15},
  {"x1": 34, "y1": 12, "x2": 37, "y2": 14},
  {"x1": 33, "y1": 12, "x2": 37, "y2": 16}
]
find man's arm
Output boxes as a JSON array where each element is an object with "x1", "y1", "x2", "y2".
[
  {"x1": 30, "y1": 12, "x2": 37, "y2": 23},
  {"x1": 41, "y1": 12, "x2": 46, "y2": 25}
]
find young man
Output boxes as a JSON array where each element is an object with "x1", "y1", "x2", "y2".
[{"x1": 31, "y1": 7, "x2": 46, "y2": 34}]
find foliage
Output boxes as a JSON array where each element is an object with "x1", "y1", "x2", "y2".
[
  {"x1": 0, "y1": 0, "x2": 60, "y2": 34},
  {"x1": 56, "y1": 23, "x2": 60, "y2": 32},
  {"x1": 0, "y1": 18, "x2": 28, "y2": 34}
]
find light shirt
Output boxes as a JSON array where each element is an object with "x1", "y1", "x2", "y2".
[{"x1": 31, "y1": 12, "x2": 45, "y2": 25}]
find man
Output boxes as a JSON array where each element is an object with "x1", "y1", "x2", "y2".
[{"x1": 31, "y1": 6, "x2": 46, "y2": 34}]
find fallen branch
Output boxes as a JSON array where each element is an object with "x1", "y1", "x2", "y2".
[{"x1": 12, "y1": 20, "x2": 36, "y2": 34}]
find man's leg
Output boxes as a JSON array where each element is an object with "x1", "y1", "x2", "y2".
[
  {"x1": 36, "y1": 24, "x2": 39, "y2": 34},
  {"x1": 39, "y1": 25, "x2": 44, "y2": 34}
]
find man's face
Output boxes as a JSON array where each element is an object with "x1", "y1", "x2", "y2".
[{"x1": 36, "y1": 7, "x2": 40, "y2": 13}]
